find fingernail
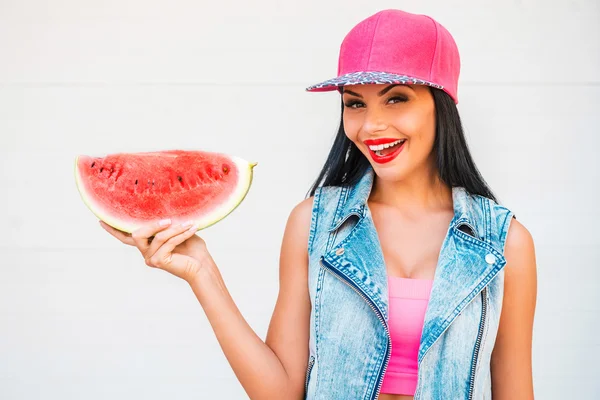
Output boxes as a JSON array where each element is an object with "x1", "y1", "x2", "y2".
[
  {"x1": 159, "y1": 219, "x2": 171, "y2": 226},
  {"x1": 188, "y1": 223, "x2": 199, "y2": 232},
  {"x1": 181, "y1": 220, "x2": 194, "y2": 228}
]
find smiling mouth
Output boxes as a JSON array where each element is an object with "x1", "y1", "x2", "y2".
[{"x1": 367, "y1": 139, "x2": 406, "y2": 157}]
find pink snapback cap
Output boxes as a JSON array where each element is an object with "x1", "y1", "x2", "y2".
[{"x1": 306, "y1": 9, "x2": 461, "y2": 104}]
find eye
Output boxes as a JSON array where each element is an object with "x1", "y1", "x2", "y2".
[
  {"x1": 343, "y1": 95, "x2": 408, "y2": 109},
  {"x1": 343, "y1": 99, "x2": 364, "y2": 109},
  {"x1": 388, "y1": 95, "x2": 408, "y2": 104}
]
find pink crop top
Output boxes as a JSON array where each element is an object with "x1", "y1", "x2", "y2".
[{"x1": 380, "y1": 276, "x2": 433, "y2": 396}]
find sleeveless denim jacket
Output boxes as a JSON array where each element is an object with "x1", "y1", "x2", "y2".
[{"x1": 304, "y1": 166, "x2": 515, "y2": 400}]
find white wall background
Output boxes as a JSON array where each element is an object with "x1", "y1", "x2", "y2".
[{"x1": 1, "y1": 0, "x2": 598, "y2": 398}]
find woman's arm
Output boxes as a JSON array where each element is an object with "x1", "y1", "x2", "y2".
[
  {"x1": 491, "y1": 217, "x2": 538, "y2": 399},
  {"x1": 188, "y1": 198, "x2": 313, "y2": 400}
]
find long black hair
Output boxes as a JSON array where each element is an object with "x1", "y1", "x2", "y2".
[{"x1": 307, "y1": 88, "x2": 498, "y2": 203}]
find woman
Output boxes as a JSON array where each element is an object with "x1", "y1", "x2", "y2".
[{"x1": 101, "y1": 9, "x2": 537, "y2": 400}]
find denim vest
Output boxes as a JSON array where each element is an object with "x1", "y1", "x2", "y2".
[{"x1": 304, "y1": 166, "x2": 515, "y2": 400}]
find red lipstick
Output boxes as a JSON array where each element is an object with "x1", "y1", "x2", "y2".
[
  {"x1": 363, "y1": 137, "x2": 406, "y2": 164},
  {"x1": 363, "y1": 138, "x2": 403, "y2": 146}
]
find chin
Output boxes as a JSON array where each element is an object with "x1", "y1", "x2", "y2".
[{"x1": 369, "y1": 161, "x2": 409, "y2": 182}]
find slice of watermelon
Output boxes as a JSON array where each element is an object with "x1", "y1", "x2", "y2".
[{"x1": 75, "y1": 150, "x2": 256, "y2": 233}]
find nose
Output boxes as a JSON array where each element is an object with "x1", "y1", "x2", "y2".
[{"x1": 362, "y1": 105, "x2": 389, "y2": 134}]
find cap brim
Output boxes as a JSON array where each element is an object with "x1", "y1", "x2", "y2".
[{"x1": 305, "y1": 71, "x2": 444, "y2": 92}]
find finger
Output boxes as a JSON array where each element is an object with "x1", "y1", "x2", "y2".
[
  {"x1": 147, "y1": 223, "x2": 199, "y2": 269},
  {"x1": 99, "y1": 221, "x2": 135, "y2": 246},
  {"x1": 131, "y1": 218, "x2": 172, "y2": 253},
  {"x1": 145, "y1": 220, "x2": 196, "y2": 259}
]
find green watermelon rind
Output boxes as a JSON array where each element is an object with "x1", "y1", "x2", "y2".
[{"x1": 74, "y1": 153, "x2": 256, "y2": 234}]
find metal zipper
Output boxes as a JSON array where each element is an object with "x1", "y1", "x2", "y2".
[
  {"x1": 413, "y1": 282, "x2": 492, "y2": 399},
  {"x1": 467, "y1": 286, "x2": 488, "y2": 400},
  {"x1": 414, "y1": 223, "x2": 485, "y2": 400},
  {"x1": 320, "y1": 258, "x2": 391, "y2": 400},
  {"x1": 305, "y1": 354, "x2": 315, "y2": 395}
]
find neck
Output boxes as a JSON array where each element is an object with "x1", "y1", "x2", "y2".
[{"x1": 369, "y1": 161, "x2": 452, "y2": 214}]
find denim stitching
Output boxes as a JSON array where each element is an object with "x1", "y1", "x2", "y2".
[
  {"x1": 308, "y1": 187, "x2": 322, "y2": 255},
  {"x1": 484, "y1": 198, "x2": 492, "y2": 244},
  {"x1": 314, "y1": 266, "x2": 325, "y2": 395},
  {"x1": 419, "y1": 262, "x2": 503, "y2": 362},
  {"x1": 418, "y1": 230, "x2": 506, "y2": 361},
  {"x1": 330, "y1": 185, "x2": 349, "y2": 234},
  {"x1": 499, "y1": 211, "x2": 516, "y2": 255}
]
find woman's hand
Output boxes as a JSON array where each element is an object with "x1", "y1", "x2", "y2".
[{"x1": 100, "y1": 219, "x2": 214, "y2": 284}]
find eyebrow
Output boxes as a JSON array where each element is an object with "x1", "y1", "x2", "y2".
[{"x1": 342, "y1": 84, "x2": 412, "y2": 98}]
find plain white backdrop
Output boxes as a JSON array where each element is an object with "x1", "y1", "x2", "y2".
[{"x1": 1, "y1": 0, "x2": 598, "y2": 398}]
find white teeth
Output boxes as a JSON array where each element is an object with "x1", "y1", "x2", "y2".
[{"x1": 368, "y1": 139, "x2": 405, "y2": 152}]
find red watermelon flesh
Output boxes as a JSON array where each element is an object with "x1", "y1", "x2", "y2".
[{"x1": 75, "y1": 150, "x2": 256, "y2": 233}]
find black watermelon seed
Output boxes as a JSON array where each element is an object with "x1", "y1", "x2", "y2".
[
  {"x1": 177, "y1": 176, "x2": 182, "y2": 182},
  {"x1": 223, "y1": 165, "x2": 229, "y2": 174},
  {"x1": 100, "y1": 168, "x2": 104, "y2": 173},
  {"x1": 91, "y1": 162, "x2": 95, "y2": 168},
  {"x1": 135, "y1": 180, "x2": 138, "y2": 185}
]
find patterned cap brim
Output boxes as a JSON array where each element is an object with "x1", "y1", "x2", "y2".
[{"x1": 306, "y1": 71, "x2": 444, "y2": 92}]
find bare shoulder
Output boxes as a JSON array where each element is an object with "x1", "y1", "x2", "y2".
[
  {"x1": 286, "y1": 196, "x2": 313, "y2": 243},
  {"x1": 504, "y1": 217, "x2": 537, "y2": 273},
  {"x1": 287, "y1": 196, "x2": 314, "y2": 232},
  {"x1": 278, "y1": 195, "x2": 315, "y2": 271}
]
